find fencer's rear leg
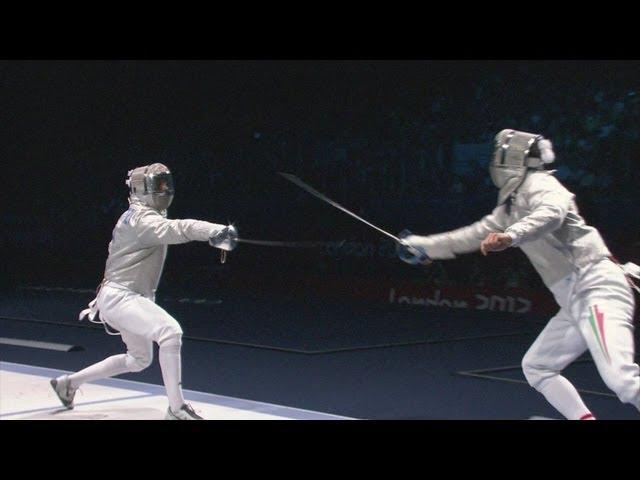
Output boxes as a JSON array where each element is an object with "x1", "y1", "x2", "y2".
[{"x1": 521, "y1": 308, "x2": 594, "y2": 419}]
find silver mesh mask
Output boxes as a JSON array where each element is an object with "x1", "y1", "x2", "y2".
[
  {"x1": 490, "y1": 129, "x2": 548, "y2": 205},
  {"x1": 126, "y1": 163, "x2": 175, "y2": 212}
]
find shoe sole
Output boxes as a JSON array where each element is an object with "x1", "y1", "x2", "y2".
[
  {"x1": 165, "y1": 409, "x2": 203, "y2": 420},
  {"x1": 50, "y1": 379, "x2": 74, "y2": 410}
]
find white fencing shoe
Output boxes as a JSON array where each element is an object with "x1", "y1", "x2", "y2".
[
  {"x1": 50, "y1": 375, "x2": 77, "y2": 409},
  {"x1": 165, "y1": 403, "x2": 204, "y2": 420}
]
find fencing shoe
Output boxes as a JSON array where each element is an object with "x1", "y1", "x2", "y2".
[
  {"x1": 50, "y1": 375, "x2": 77, "y2": 409},
  {"x1": 165, "y1": 403, "x2": 204, "y2": 420}
]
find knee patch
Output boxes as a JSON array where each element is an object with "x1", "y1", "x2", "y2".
[
  {"x1": 125, "y1": 352, "x2": 153, "y2": 372},
  {"x1": 602, "y1": 371, "x2": 640, "y2": 406},
  {"x1": 521, "y1": 355, "x2": 556, "y2": 390},
  {"x1": 157, "y1": 324, "x2": 183, "y2": 345},
  {"x1": 159, "y1": 333, "x2": 182, "y2": 349}
]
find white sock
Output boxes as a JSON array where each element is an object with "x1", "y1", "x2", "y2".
[
  {"x1": 538, "y1": 376, "x2": 594, "y2": 420},
  {"x1": 159, "y1": 338, "x2": 185, "y2": 412},
  {"x1": 68, "y1": 354, "x2": 130, "y2": 389}
]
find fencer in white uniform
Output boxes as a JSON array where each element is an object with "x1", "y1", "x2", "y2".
[
  {"x1": 50, "y1": 163, "x2": 238, "y2": 420},
  {"x1": 398, "y1": 130, "x2": 639, "y2": 419}
]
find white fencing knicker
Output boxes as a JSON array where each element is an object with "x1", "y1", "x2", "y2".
[{"x1": 522, "y1": 258, "x2": 639, "y2": 412}]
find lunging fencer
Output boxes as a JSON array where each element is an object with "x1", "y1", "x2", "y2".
[
  {"x1": 50, "y1": 163, "x2": 238, "y2": 420},
  {"x1": 398, "y1": 130, "x2": 639, "y2": 419}
]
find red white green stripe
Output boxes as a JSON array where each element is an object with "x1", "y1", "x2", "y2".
[{"x1": 588, "y1": 305, "x2": 610, "y2": 363}]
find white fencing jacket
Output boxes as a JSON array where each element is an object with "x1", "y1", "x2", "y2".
[
  {"x1": 405, "y1": 171, "x2": 612, "y2": 291},
  {"x1": 102, "y1": 202, "x2": 227, "y2": 299}
]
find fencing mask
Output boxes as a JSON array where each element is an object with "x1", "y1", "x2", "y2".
[
  {"x1": 126, "y1": 163, "x2": 175, "y2": 211},
  {"x1": 489, "y1": 129, "x2": 556, "y2": 205}
]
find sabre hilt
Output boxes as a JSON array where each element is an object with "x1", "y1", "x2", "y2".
[
  {"x1": 396, "y1": 229, "x2": 431, "y2": 265},
  {"x1": 209, "y1": 225, "x2": 238, "y2": 250},
  {"x1": 209, "y1": 225, "x2": 238, "y2": 264}
]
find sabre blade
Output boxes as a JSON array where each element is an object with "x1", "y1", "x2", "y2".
[
  {"x1": 278, "y1": 172, "x2": 403, "y2": 244},
  {"x1": 236, "y1": 238, "x2": 335, "y2": 248}
]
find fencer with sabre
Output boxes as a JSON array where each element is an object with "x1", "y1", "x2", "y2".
[{"x1": 280, "y1": 130, "x2": 640, "y2": 420}]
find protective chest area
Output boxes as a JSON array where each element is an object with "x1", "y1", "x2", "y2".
[{"x1": 505, "y1": 191, "x2": 531, "y2": 225}]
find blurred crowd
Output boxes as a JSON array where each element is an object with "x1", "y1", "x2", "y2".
[{"x1": 4, "y1": 62, "x2": 639, "y2": 291}]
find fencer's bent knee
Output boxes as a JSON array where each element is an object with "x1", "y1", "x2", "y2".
[
  {"x1": 615, "y1": 383, "x2": 639, "y2": 406},
  {"x1": 601, "y1": 368, "x2": 640, "y2": 405},
  {"x1": 156, "y1": 322, "x2": 183, "y2": 345},
  {"x1": 160, "y1": 332, "x2": 182, "y2": 348},
  {"x1": 151, "y1": 306, "x2": 182, "y2": 345},
  {"x1": 125, "y1": 352, "x2": 153, "y2": 372},
  {"x1": 521, "y1": 356, "x2": 539, "y2": 388},
  {"x1": 521, "y1": 351, "x2": 554, "y2": 390}
]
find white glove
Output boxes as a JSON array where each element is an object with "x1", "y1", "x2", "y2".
[
  {"x1": 396, "y1": 229, "x2": 431, "y2": 265},
  {"x1": 209, "y1": 225, "x2": 238, "y2": 251}
]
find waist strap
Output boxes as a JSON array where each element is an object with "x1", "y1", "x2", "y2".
[{"x1": 78, "y1": 280, "x2": 122, "y2": 336}]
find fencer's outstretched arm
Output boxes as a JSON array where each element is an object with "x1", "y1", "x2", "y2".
[
  {"x1": 503, "y1": 173, "x2": 573, "y2": 247},
  {"x1": 403, "y1": 205, "x2": 508, "y2": 260},
  {"x1": 136, "y1": 209, "x2": 227, "y2": 247}
]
